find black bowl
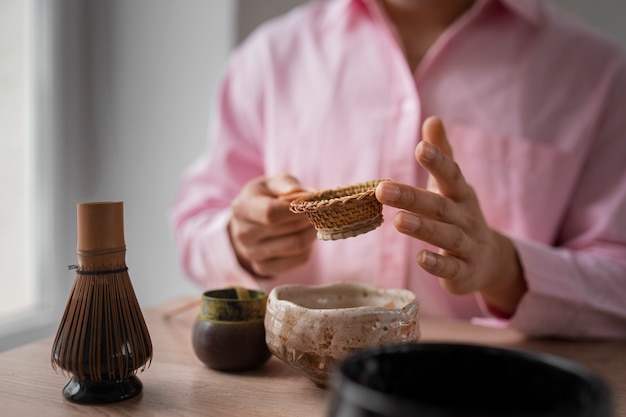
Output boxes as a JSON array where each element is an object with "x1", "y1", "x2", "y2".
[{"x1": 328, "y1": 343, "x2": 613, "y2": 417}]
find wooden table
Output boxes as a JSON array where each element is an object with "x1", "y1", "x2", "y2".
[{"x1": 1, "y1": 298, "x2": 624, "y2": 416}]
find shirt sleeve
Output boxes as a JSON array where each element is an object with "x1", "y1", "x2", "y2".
[
  {"x1": 510, "y1": 238, "x2": 626, "y2": 339},
  {"x1": 508, "y1": 55, "x2": 626, "y2": 339},
  {"x1": 169, "y1": 41, "x2": 268, "y2": 290}
]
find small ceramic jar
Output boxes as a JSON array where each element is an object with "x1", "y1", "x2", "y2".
[{"x1": 191, "y1": 287, "x2": 271, "y2": 371}]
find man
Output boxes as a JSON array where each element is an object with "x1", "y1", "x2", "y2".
[{"x1": 171, "y1": 0, "x2": 626, "y2": 338}]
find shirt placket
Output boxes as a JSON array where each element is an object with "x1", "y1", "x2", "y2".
[{"x1": 371, "y1": 13, "x2": 423, "y2": 290}]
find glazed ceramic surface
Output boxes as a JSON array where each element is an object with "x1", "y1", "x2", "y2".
[
  {"x1": 264, "y1": 282, "x2": 420, "y2": 387},
  {"x1": 192, "y1": 287, "x2": 271, "y2": 371},
  {"x1": 329, "y1": 343, "x2": 613, "y2": 417}
]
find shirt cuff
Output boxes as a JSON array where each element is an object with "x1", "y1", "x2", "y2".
[
  {"x1": 506, "y1": 237, "x2": 580, "y2": 337},
  {"x1": 484, "y1": 302, "x2": 513, "y2": 319}
]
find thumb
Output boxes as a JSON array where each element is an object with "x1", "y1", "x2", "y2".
[
  {"x1": 419, "y1": 116, "x2": 453, "y2": 194},
  {"x1": 266, "y1": 174, "x2": 303, "y2": 196},
  {"x1": 421, "y1": 116, "x2": 453, "y2": 159}
]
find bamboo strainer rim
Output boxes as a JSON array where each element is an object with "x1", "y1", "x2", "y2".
[{"x1": 289, "y1": 179, "x2": 391, "y2": 240}]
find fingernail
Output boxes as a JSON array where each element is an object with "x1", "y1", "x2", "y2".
[
  {"x1": 398, "y1": 214, "x2": 421, "y2": 232},
  {"x1": 377, "y1": 183, "x2": 401, "y2": 202},
  {"x1": 418, "y1": 141, "x2": 437, "y2": 162},
  {"x1": 420, "y1": 251, "x2": 437, "y2": 268}
]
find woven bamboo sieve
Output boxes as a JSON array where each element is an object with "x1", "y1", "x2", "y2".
[{"x1": 289, "y1": 179, "x2": 391, "y2": 240}]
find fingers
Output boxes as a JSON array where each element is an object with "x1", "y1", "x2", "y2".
[
  {"x1": 421, "y1": 116, "x2": 453, "y2": 158},
  {"x1": 393, "y1": 202, "x2": 473, "y2": 292},
  {"x1": 231, "y1": 222, "x2": 317, "y2": 276},
  {"x1": 375, "y1": 117, "x2": 522, "y2": 301},
  {"x1": 266, "y1": 174, "x2": 303, "y2": 196},
  {"x1": 376, "y1": 181, "x2": 463, "y2": 225},
  {"x1": 229, "y1": 174, "x2": 317, "y2": 276},
  {"x1": 232, "y1": 175, "x2": 305, "y2": 225},
  {"x1": 231, "y1": 192, "x2": 293, "y2": 226},
  {"x1": 393, "y1": 211, "x2": 472, "y2": 257},
  {"x1": 416, "y1": 117, "x2": 470, "y2": 201},
  {"x1": 231, "y1": 215, "x2": 312, "y2": 246},
  {"x1": 393, "y1": 210, "x2": 474, "y2": 291},
  {"x1": 248, "y1": 227, "x2": 317, "y2": 275},
  {"x1": 250, "y1": 252, "x2": 312, "y2": 277},
  {"x1": 417, "y1": 250, "x2": 474, "y2": 294},
  {"x1": 375, "y1": 117, "x2": 484, "y2": 293}
]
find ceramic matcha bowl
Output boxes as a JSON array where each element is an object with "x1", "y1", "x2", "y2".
[{"x1": 264, "y1": 282, "x2": 420, "y2": 387}]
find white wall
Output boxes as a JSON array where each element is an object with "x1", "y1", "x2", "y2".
[
  {"x1": 80, "y1": 0, "x2": 236, "y2": 307},
  {"x1": 552, "y1": 0, "x2": 626, "y2": 46},
  {"x1": 235, "y1": 0, "x2": 308, "y2": 43}
]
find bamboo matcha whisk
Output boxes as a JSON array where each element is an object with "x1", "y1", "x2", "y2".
[{"x1": 51, "y1": 201, "x2": 152, "y2": 403}]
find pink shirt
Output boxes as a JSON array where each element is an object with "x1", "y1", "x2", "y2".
[{"x1": 171, "y1": 0, "x2": 626, "y2": 338}]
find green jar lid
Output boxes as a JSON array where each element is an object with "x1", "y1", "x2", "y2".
[{"x1": 200, "y1": 287, "x2": 268, "y2": 322}]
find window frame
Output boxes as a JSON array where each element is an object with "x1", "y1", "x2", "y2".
[{"x1": 0, "y1": 0, "x2": 87, "y2": 352}]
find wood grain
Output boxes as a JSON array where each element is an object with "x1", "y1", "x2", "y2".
[{"x1": 0, "y1": 297, "x2": 624, "y2": 416}]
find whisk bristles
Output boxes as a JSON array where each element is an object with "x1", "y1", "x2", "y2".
[{"x1": 51, "y1": 264, "x2": 152, "y2": 381}]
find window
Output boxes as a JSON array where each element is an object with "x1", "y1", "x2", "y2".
[
  {"x1": 0, "y1": 1, "x2": 35, "y2": 325},
  {"x1": 0, "y1": 0, "x2": 69, "y2": 352},
  {"x1": 0, "y1": 0, "x2": 235, "y2": 351}
]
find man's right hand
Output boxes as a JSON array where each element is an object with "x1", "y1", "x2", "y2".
[{"x1": 228, "y1": 174, "x2": 317, "y2": 277}]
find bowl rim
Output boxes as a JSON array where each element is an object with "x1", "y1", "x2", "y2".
[
  {"x1": 330, "y1": 342, "x2": 613, "y2": 417},
  {"x1": 267, "y1": 282, "x2": 417, "y2": 314}
]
